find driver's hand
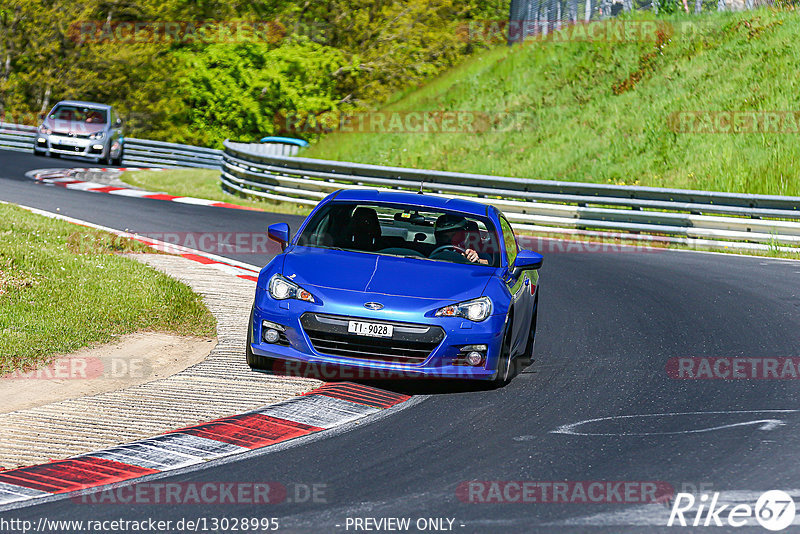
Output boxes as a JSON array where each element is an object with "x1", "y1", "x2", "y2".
[{"x1": 464, "y1": 249, "x2": 488, "y2": 264}]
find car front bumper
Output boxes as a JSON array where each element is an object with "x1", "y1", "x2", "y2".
[
  {"x1": 36, "y1": 134, "x2": 106, "y2": 158},
  {"x1": 250, "y1": 295, "x2": 507, "y2": 381}
]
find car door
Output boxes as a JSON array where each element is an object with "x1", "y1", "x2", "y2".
[{"x1": 499, "y1": 216, "x2": 532, "y2": 356}]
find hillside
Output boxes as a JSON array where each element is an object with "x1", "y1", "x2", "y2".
[{"x1": 306, "y1": 10, "x2": 800, "y2": 196}]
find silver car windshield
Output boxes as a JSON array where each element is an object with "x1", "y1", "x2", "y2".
[{"x1": 49, "y1": 105, "x2": 108, "y2": 125}]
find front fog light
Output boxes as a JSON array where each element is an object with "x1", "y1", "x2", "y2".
[
  {"x1": 465, "y1": 351, "x2": 484, "y2": 366},
  {"x1": 261, "y1": 320, "x2": 285, "y2": 344},
  {"x1": 264, "y1": 329, "x2": 280, "y2": 343},
  {"x1": 92, "y1": 144, "x2": 104, "y2": 150}
]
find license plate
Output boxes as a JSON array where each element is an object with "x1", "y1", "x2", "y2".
[
  {"x1": 54, "y1": 136, "x2": 80, "y2": 146},
  {"x1": 348, "y1": 320, "x2": 393, "y2": 338}
]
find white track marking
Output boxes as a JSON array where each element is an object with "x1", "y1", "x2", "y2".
[
  {"x1": 170, "y1": 196, "x2": 219, "y2": 206},
  {"x1": 547, "y1": 410, "x2": 798, "y2": 437}
]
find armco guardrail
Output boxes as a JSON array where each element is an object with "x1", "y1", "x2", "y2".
[
  {"x1": 0, "y1": 122, "x2": 221, "y2": 169},
  {"x1": 222, "y1": 140, "x2": 800, "y2": 249},
  {"x1": 121, "y1": 138, "x2": 222, "y2": 168},
  {"x1": 0, "y1": 122, "x2": 37, "y2": 151}
]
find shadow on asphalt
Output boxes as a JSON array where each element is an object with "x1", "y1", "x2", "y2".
[{"x1": 258, "y1": 357, "x2": 537, "y2": 396}]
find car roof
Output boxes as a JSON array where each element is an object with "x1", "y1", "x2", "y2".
[
  {"x1": 331, "y1": 189, "x2": 491, "y2": 217},
  {"x1": 52, "y1": 100, "x2": 112, "y2": 110}
]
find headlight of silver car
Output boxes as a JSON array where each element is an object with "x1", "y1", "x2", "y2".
[
  {"x1": 268, "y1": 274, "x2": 314, "y2": 303},
  {"x1": 435, "y1": 296, "x2": 492, "y2": 322},
  {"x1": 89, "y1": 131, "x2": 105, "y2": 140}
]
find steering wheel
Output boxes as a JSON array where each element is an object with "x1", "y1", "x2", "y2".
[{"x1": 430, "y1": 244, "x2": 467, "y2": 257}]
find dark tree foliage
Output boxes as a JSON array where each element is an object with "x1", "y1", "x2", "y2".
[{"x1": 0, "y1": 0, "x2": 509, "y2": 145}]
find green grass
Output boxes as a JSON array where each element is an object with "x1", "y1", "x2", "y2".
[
  {"x1": 305, "y1": 9, "x2": 800, "y2": 196},
  {"x1": 120, "y1": 169, "x2": 312, "y2": 216},
  {"x1": 0, "y1": 204, "x2": 216, "y2": 374}
]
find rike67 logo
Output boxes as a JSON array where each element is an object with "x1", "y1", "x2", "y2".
[{"x1": 668, "y1": 490, "x2": 796, "y2": 531}]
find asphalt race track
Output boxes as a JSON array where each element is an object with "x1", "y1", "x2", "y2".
[{"x1": 2, "y1": 148, "x2": 800, "y2": 533}]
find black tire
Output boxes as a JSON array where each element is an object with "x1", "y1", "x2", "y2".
[
  {"x1": 111, "y1": 146, "x2": 124, "y2": 167},
  {"x1": 522, "y1": 293, "x2": 539, "y2": 359},
  {"x1": 492, "y1": 317, "x2": 514, "y2": 387},
  {"x1": 245, "y1": 304, "x2": 276, "y2": 371}
]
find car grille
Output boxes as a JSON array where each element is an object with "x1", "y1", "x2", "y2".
[
  {"x1": 51, "y1": 143, "x2": 85, "y2": 152},
  {"x1": 52, "y1": 130, "x2": 92, "y2": 139},
  {"x1": 300, "y1": 313, "x2": 444, "y2": 365}
]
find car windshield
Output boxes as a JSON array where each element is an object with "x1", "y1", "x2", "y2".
[
  {"x1": 49, "y1": 105, "x2": 108, "y2": 124},
  {"x1": 297, "y1": 201, "x2": 501, "y2": 267}
]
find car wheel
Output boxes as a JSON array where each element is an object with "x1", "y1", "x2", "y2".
[
  {"x1": 245, "y1": 304, "x2": 276, "y2": 372},
  {"x1": 112, "y1": 147, "x2": 124, "y2": 167},
  {"x1": 492, "y1": 318, "x2": 514, "y2": 387},
  {"x1": 523, "y1": 293, "x2": 539, "y2": 359}
]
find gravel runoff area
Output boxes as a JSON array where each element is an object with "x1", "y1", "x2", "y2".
[{"x1": 0, "y1": 254, "x2": 322, "y2": 468}]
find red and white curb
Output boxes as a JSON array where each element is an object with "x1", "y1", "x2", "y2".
[
  {"x1": 0, "y1": 383, "x2": 410, "y2": 506},
  {"x1": 26, "y1": 168, "x2": 263, "y2": 211},
  {"x1": 0, "y1": 202, "x2": 414, "y2": 508}
]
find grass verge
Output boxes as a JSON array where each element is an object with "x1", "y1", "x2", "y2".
[
  {"x1": 0, "y1": 203, "x2": 216, "y2": 374},
  {"x1": 120, "y1": 168, "x2": 312, "y2": 216}
]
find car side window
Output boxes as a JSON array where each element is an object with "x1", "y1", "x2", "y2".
[{"x1": 499, "y1": 217, "x2": 518, "y2": 266}]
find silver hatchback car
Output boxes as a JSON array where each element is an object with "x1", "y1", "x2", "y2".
[{"x1": 33, "y1": 100, "x2": 124, "y2": 165}]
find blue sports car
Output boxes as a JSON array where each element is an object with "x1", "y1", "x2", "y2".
[{"x1": 246, "y1": 189, "x2": 542, "y2": 384}]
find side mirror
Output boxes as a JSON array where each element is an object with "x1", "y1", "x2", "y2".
[
  {"x1": 268, "y1": 223, "x2": 290, "y2": 251},
  {"x1": 513, "y1": 250, "x2": 543, "y2": 272}
]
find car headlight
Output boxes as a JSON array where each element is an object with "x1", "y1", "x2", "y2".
[
  {"x1": 435, "y1": 296, "x2": 492, "y2": 322},
  {"x1": 268, "y1": 274, "x2": 314, "y2": 303},
  {"x1": 89, "y1": 131, "x2": 105, "y2": 140},
  {"x1": 39, "y1": 126, "x2": 52, "y2": 134}
]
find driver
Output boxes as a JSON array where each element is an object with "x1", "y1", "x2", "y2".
[{"x1": 433, "y1": 214, "x2": 488, "y2": 265}]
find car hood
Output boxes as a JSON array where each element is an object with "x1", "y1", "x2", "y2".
[
  {"x1": 43, "y1": 119, "x2": 105, "y2": 135},
  {"x1": 283, "y1": 246, "x2": 496, "y2": 302}
]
